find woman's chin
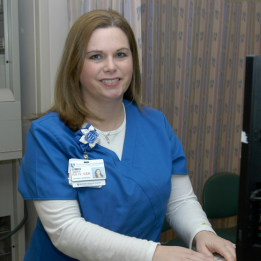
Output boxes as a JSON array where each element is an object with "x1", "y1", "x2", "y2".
[{"x1": 102, "y1": 92, "x2": 125, "y2": 102}]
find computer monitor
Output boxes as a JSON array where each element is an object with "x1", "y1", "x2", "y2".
[{"x1": 236, "y1": 55, "x2": 261, "y2": 260}]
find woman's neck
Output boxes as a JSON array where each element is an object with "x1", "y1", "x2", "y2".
[{"x1": 85, "y1": 99, "x2": 124, "y2": 132}]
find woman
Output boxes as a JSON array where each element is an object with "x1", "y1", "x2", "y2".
[
  {"x1": 94, "y1": 169, "x2": 104, "y2": 178},
  {"x1": 18, "y1": 10, "x2": 236, "y2": 261}
]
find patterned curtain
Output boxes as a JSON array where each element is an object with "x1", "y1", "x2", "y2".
[{"x1": 141, "y1": 0, "x2": 261, "y2": 241}]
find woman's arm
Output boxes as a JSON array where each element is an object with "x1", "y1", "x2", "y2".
[
  {"x1": 34, "y1": 200, "x2": 158, "y2": 261},
  {"x1": 164, "y1": 175, "x2": 236, "y2": 261},
  {"x1": 165, "y1": 174, "x2": 214, "y2": 248}
]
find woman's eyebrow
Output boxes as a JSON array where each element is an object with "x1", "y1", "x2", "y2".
[
  {"x1": 117, "y1": 47, "x2": 130, "y2": 52},
  {"x1": 86, "y1": 50, "x2": 103, "y2": 54},
  {"x1": 86, "y1": 47, "x2": 130, "y2": 55}
]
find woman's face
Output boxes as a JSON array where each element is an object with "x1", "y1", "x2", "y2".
[
  {"x1": 96, "y1": 169, "x2": 101, "y2": 177},
  {"x1": 80, "y1": 27, "x2": 133, "y2": 106}
]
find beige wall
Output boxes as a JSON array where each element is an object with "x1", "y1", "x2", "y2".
[{"x1": 18, "y1": 0, "x2": 68, "y2": 249}]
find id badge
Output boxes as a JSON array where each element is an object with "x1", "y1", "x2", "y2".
[{"x1": 68, "y1": 159, "x2": 106, "y2": 188}]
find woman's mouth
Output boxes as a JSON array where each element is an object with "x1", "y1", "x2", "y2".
[{"x1": 100, "y1": 78, "x2": 120, "y2": 84}]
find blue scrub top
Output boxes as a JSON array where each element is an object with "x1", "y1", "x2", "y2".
[{"x1": 18, "y1": 100, "x2": 188, "y2": 261}]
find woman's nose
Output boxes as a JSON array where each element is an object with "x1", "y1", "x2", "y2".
[{"x1": 104, "y1": 57, "x2": 117, "y2": 72}]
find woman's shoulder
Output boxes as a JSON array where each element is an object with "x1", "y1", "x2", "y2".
[
  {"x1": 30, "y1": 112, "x2": 73, "y2": 135},
  {"x1": 30, "y1": 112, "x2": 59, "y2": 127},
  {"x1": 124, "y1": 100, "x2": 170, "y2": 133},
  {"x1": 123, "y1": 99, "x2": 165, "y2": 118}
]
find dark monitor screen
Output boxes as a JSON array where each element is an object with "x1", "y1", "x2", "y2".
[{"x1": 236, "y1": 55, "x2": 261, "y2": 260}]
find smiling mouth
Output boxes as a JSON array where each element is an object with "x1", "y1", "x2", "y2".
[{"x1": 100, "y1": 78, "x2": 120, "y2": 84}]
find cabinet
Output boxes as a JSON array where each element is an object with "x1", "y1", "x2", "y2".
[
  {"x1": 0, "y1": 0, "x2": 22, "y2": 161},
  {"x1": 0, "y1": 0, "x2": 24, "y2": 261}
]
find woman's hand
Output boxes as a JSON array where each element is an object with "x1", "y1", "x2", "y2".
[
  {"x1": 194, "y1": 231, "x2": 236, "y2": 261},
  {"x1": 152, "y1": 245, "x2": 216, "y2": 261}
]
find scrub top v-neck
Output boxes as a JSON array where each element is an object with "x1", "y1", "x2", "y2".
[{"x1": 18, "y1": 99, "x2": 188, "y2": 260}]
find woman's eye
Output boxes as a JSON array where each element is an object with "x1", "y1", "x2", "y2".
[
  {"x1": 90, "y1": 54, "x2": 102, "y2": 60},
  {"x1": 116, "y1": 52, "x2": 126, "y2": 58}
]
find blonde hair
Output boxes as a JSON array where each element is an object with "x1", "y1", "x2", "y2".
[{"x1": 32, "y1": 9, "x2": 142, "y2": 130}]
